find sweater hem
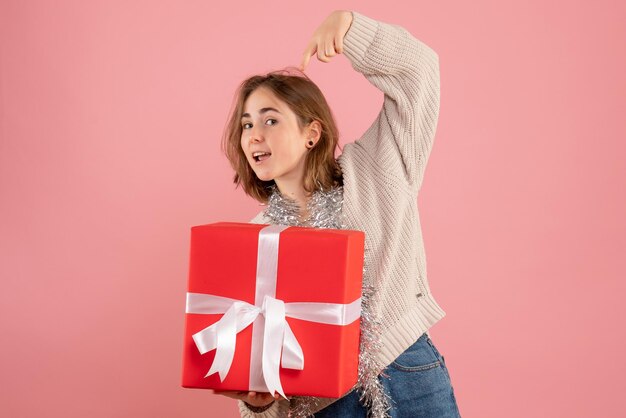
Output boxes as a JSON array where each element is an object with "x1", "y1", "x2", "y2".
[{"x1": 377, "y1": 294, "x2": 446, "y2": 367}]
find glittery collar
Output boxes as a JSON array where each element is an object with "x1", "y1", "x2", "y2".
[{"x1": 263, "y1": 184, "x2": 345, "y2": 230}]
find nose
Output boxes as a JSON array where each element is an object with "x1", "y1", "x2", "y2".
[{"x1": 248, "y1": 126, "x2": 263, "y2": 144}]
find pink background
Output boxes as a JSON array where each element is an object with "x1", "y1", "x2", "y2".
[{"x1": 1, "y1": 1, "x2": 624, "y2": 417}]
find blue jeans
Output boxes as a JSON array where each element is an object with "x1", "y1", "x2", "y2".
[{"x1": 314, "y1": 332, "x2": 461, "y2": 417}]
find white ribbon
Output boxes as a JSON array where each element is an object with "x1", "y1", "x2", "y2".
[{"x1": 186, "y1": 224, "x2": 361, "y2": 398}]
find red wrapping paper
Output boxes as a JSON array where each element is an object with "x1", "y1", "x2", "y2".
[{"x1": 181, "y1": 222, "x2": 365, "y2": 397}]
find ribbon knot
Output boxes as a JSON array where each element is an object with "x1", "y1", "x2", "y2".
[{"x1": 187, "y1": 293, "x2": 306, "y2": 398}]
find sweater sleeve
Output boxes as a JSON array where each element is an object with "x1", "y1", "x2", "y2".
[{"x1": 342, "y1": 11, "x2": 441, "y2": 189}]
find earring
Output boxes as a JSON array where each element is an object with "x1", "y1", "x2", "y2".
[{"x1": 307, "y1": 140, "x2": 314, "y2": 147}]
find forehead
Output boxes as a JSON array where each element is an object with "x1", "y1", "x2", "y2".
[{"x1": 242, "y1": 87, "x2": 287, "y2": 114}]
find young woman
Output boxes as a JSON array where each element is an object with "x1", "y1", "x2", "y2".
[{"x1": 215, "y1": 10, "x2": 461, "y2": 418}]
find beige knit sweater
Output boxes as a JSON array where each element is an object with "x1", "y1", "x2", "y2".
[{"x1": 238, "y1": 11, "x2": 445, "y2": 417}]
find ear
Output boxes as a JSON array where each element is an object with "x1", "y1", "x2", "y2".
[{"x1": 306, "y1": 120, "x2": 322, "y2": 144}]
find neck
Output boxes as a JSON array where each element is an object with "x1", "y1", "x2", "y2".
[{"x1": 274, "y1": 180, "x2": 310, "y2": 219}]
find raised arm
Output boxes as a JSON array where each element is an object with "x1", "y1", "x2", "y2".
[{"x1": 302, "y1": 10, "x2": 441, "y2": 188}]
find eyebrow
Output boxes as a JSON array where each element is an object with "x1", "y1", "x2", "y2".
[{"x1": 241, "y1": 107, "x2": 281, "y2": 119}]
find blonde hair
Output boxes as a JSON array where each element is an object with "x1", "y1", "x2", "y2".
[{"x1": 221, "y1": 68, "x2": 343, "y2": 203}]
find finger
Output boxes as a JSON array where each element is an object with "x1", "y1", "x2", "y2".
[
  {"x1": 317, "y1": 44, "x2": 331, "y2": 63},
  {"x1": 212, "y1": 390, "x2": 236, "y2": 395},
  {"x1": 300, "y1": 48, "x2": 313, "y2": 71},
  {"x1": 260, "y1": 392, "x2": 275, "y2": 400},
  {"x1": 324, "y1": 39, "x2": 336, "y2": 57},
  {"x1": 300, "y1": 42, "x2": 316, "y2": 71},
  {"x1": 212, "y1": 390, "x2": 245, "y2": 400},
  {"x1": 335, "y1": 32, "x2": 344, "y2": 54}
]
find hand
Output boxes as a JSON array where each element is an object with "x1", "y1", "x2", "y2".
[
  {"x1": 211, "y1": 390, "x2": 282, "y2": 408},
  {"x1": 300, "y1": 10, "x2": 354, "y2": 71}
]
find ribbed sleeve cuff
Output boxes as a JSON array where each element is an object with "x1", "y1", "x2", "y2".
[
  {"x1": 343, "y1": 10, "x2": 438, "y2": 72},
  {"x1": 343, "y1": 11, "x2": 380, "y2": 65},
  {"x1": 237, "y1": 399, "x2": 289, "y2": 418}
]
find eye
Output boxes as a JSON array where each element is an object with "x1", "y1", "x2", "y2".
[
  {"x1": 242, "y1": 122, "x2": 252, "y2": 129},
  {"x1": 265, "y1": 119, "x2": 277, "y2": 126}
]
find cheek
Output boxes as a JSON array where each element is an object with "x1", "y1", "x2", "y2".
[{"x1": 239, "y1": 141, "x2": 250, "y2": 165}]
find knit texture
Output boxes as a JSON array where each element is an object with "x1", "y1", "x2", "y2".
[{"x1": 238, "y1": 10, "x2": 445, "y2": 417}]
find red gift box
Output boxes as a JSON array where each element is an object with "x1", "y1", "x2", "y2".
[{"x1": 181, "y1": 222, "x2": 364, "y2": 398}]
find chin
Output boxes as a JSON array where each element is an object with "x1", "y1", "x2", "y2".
[{"x1": 254, "y1": 172, "x2": 275, "y2": 182}]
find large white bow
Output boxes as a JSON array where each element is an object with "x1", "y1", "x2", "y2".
[{"x1": 186, "y1": 292, "x2": 361, "y2": 398}]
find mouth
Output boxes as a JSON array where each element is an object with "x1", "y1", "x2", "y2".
[{"x1": 252, "y1": 151, "x2": 272, "y2": 164}]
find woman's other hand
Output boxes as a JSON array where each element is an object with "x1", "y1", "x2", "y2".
[
  {"x1": 300, "y1": 10, "x2": 354, "y2": 71},
  {"x1": 211, "y1": 389, "x2": 281, "y2": 407}
]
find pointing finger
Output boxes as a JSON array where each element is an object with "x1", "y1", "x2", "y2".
[{"x1": 300, "y1": 42, "x2": 316, "y2": 71}]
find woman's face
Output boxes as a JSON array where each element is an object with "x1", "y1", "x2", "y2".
[{"x1": 240, "y1": 86, "x2": 310, "y2": 185}]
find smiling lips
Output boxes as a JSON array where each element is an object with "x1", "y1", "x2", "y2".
[{"x1": 252, "y1": 151, "x2": 271, "y2": 163}]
